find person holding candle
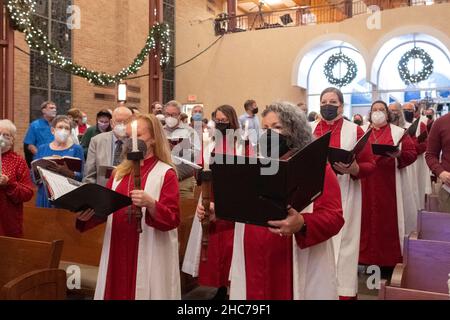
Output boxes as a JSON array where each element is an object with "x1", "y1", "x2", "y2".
[
  {"x1": 0, "y1": 119, "x2": 34, "y2": 237},
  {"x1": 83, "y1": 107, "x2": 132, "y2": 186},
  {"x1": 182, "y1": 104, "x2": 251, "y2": 299},
  {"x1": 75, "y1": 114, "x2": 181, "y2": 300}
]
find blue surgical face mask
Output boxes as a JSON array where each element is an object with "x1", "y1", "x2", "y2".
[{"x1": 192, "y1": 113, "x2": 203, "y2": 121}]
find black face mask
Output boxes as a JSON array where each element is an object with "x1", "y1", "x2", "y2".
[
  {"x1": 215, "y1": 122, "x2": 231, "y2": 136},
  {"x1": 252, "y1": 108, "x2": 259, "y2": 115},
  {"x1": 404, "y1": 110, "x2": 414, "y2": 123},
  {"x1": 259, "y1": 129, "x2": 290, "y2": 158},
  {"x1": 320, "y1": 104, "x2": 339, "y2": 121},
  {"x1": 354, "y1": 119, "x2": 363, "y2": 126},
  {"x1": 426, "y1": 114, "x2": 433, "y2": 120}
]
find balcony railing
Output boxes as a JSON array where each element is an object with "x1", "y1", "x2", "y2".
[{"x1": 214, "y1": 0, "x2": 448, "y2": 35}]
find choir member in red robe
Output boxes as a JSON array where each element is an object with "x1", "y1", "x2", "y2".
[
  {"x1": 76, "y1": 114, "x2": 180, "y2": 300},
  {"x1": 198, "y1": 102, "x2": 344, "y2": 300},
  {"x1": 312, "y1": 87, "x2": 375, "y2": 299},
  {"x1": 360, "y1": 101, "x2": 417, "y2": 269},
  {"x1": 183, "y1": 105, "x2": 250, "y2": 298},
  {"x1": 0, "y1": 119, "x2": 34, "y2": 237}
]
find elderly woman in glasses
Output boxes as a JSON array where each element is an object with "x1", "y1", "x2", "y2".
[{"x1": 0, "y1": 119, "x2": 34, "y2": 237}]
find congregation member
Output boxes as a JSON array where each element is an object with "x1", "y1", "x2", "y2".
[
  {"x1": 311, "y1": 87, "x2": 375, "y2": 300},
  {"x1": 33, "y1": 116, "x2": 84, "y2": 208},
  {"x1": 83, "y1": 107, "x2": 133, "y2": 186},
  {"x1": 426, "y1": 111, "x2": 450, "y2": 213},
  {"x1": 197, "y1": 102, "x2": 344, "y2": 299},
  {"x1": 0, "y1": 120, "x2": 34, "y2": 237},
  {"x1": 359, "y1": 101, "x2": 417, "y2": 272},
  {"x1": 67, "y1": 108, "x2": 83, "y2": 144},
  {"x1": 23, "y1": 101, "x2": 58, "y2": 167},
  {"x1": 77, "y1": 111, "x2": 90, "y2": 138},
  {"x1": 238, "y1": 99, "x2": 260, "y2": 148},
  {"x1": 81, "y1": 109, "x2": 113, "y2": 158},
  {"x1": 163, "y1": 100, "x2": 199, "y2": 195},
  {"x1": 150, "y1": 101, "x2": 163, "y2": 115},
  {"x1": 183, "y1": 104, "x2": 248, "y2": 299},
  {"x1": 76, "y1": 114, "x2": 181, "y2": 300}
]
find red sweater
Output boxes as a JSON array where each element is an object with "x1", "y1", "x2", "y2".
[{"x1": 425, "y1": 113, "x2": 450, "y2": 177}]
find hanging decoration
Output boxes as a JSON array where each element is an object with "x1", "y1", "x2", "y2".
[
  {"x1": 7, "y1": 0, "x2": 171, "y2": 86},
  {"x1": 398, "y1": 47, "x2": 434, "y2": 85},
  {"x1": 323, "y1": 52, "x2": 357, "y2": 87}
]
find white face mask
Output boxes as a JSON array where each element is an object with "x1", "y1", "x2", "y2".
[
  {"x1": 82, "y1": 117, "x2": 88, "y2": 124},
  {"x1": 165, "y1": 116, "x2": 179, "y2": 128},
  {"x1": 371, "y1": 111, "x2": 387, "y2": 126},
  {"x1": 55, "y1": 129, "x2": 70, "y2": 143},
  {"x1": 0, "y1": 134, "x2": 12, "y2": 153},
  {"x1": 113, "y1": 123, "x2": 127, "y2": 138}
]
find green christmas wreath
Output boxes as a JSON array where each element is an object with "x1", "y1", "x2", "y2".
[
  {"x1": 398, "y1": 47, "x2": 434, "y2": 85},
  {"x1": 7, "y1": 0, "x2": 171, "y2": 86},
  {"x1": 323, "y1": 52, "x2": 357, "y2": 87}
]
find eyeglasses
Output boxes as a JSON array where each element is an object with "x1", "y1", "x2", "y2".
[{"x1": 215, "y1": 120, "x2": 230, "y2": 124}]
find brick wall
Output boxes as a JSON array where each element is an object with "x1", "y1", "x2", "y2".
[{"x1": 12, "y1": 0, "x2": 151, "y2": 154}]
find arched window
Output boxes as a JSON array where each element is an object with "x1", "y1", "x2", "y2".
[
  {"x1": 297, "y1": 41, "x2": 370, "y2": 117},
  {"x1": 372, "y1": 33, "x2": 450, "y2": 105}
]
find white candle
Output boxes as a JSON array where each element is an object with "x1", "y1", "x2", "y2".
[
  {"x1": 203, "y1": 132, "x2": 210, "y2": 171},
  {"x1": 131, "y1": 120, "x2": 138, "y2": 152}
]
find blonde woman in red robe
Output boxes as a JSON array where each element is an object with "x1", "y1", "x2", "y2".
[
  {"x1": 76, "y1": 114, "x2": 180, "y2": 300},
  {"x1": 311, "y1": 87, "x2": 375, "y2": 300},
  {"x1": 0, "y1": 119, "x2": 34, "y2": 237},
  {"x1": 183, "y1": 104, "x2": 251, "y2": 299},
  {"x1": 197, "y1": 102, "x2": 344, "y2": 300},
  {"x1": 360, "y1": 101, "x2": 417, "y2": 272}
]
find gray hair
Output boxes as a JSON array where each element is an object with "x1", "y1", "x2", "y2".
[
  {"x1": 0, "y1": 119, "x2": 17, "y2": 137},
  {"x1": 164, "y1": 100, "x2": 182, "y2": 113},
  {"x1": 262, "y1": 101, "x2": 312, "y2": 150}
]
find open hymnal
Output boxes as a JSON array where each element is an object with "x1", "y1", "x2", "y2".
[
  {"x1": 31, "y1": 155, "x2": 82, "y2": 182},
  {"x1": 328, "y1": 128, "x2": 372, "y2": 167},
  {"x1": 372, "y1": 129, "x2": 409, "y2": 157},
  {"x1": 38, "y1": 167, "x2": 132, "y2": 218}
]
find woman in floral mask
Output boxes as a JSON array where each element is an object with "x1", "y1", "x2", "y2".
[
  {"x1": 34, "y1": 115, "x2": 85, "y2": 208},
  {"x1": 0, "y1": 119, "x2": 34, "y2": 237},
  {"x1": 359, "y1": 100, "x2": 417, "y2": 277}
]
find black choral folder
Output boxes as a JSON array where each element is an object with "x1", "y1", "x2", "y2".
[
  {"x1": 210, "y1": 132, "x2": 331, "y2": 227},
  {"x1": 328, "y1": 127, "x2": 372, "y2": 165},
  {"x1": 39, "y1": 167, "x2": 131, "y2": 219},
  {"x1": 371, "y1": 129, "x2": 408, "y2": 157}
]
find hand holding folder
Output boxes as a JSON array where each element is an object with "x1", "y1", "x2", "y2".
[
  {"x1": 38, "y1": 167, "x2": 132, "y2": 219},
  {"x1": 210, "y1": 132, "x2": 331, "y2": 227},
  {"x1": 32, "y1": 156, "x2": 82, "y2": 182},
  {"x1": 371, "y1": 129, "x2": 408, "y2": 157}
]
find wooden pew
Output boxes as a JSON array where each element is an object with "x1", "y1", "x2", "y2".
[
  {"x1": 23, "y1": 192, "x2": 200, "y2": 296},
  {"x1": 379, "y1": 280, "x2": 448, "y2": 300},
  {"x1": 388, "y1": 233, "x2": 450, "y2": 295},
  {"x1": 0, "y1": 236, "x2": 65, "y2": 300},
  {"x1": 424, "y1": 194, "x2": 440, "y2": 212},
  {"x1": 417, "y1": 210, "x2": 450, "y2": 242}
]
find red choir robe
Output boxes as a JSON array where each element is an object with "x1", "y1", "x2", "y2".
[
  {"x1": 0, "y1": 150, "x2": 34, "y2": 237},
  {"x1": 230, "y1": 164, "x2": 344, "y2": 300},
  {"x1": 77, "y1": 156, "x2": 180, "y2": 299},
  {"x1": 183, "y1": 137, "x2": 252, "y2": 288},
  {"x1": 359, "y1": 124, "x2": 417, "y2": 267},
  {"x1": 312, "y1": 118, "x2": 375, "y2": 298}
]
